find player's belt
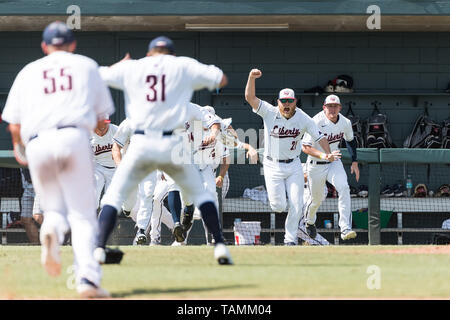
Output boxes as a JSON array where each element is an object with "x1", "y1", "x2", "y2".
[
  {"x1": 309, "y1": 160, "x2": 330, "y2": 165},
  {"x1": 134, "y1": 130, "x2": 173, "y2": 136},
  {"x1": 266, "y1": 156, "x2": 296, "y2": 163},
  {"x1": 28, "y1": 125, "x2": 78, "y2": 142},
  {"x1": 101, "y1": 165, "x2": 115, "y2": 169}
]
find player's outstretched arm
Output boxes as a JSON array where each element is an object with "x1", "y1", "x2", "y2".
[
  {"x1": 301, "y1": 144, "x2": 341, "y2": 162},
  {"x1": 216, "y1": 156, "x2": 231, "y2": 188},
  {"x1": 345, "y1": 139, "x2": 360, "y2": 181},
  {"x1": 245, "y1": 69, "x2": 262, "y2": 110}
]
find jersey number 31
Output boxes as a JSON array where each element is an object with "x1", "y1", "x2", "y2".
[{"x1": 146, "y1": 75, "x2": 166, "y2": 102}]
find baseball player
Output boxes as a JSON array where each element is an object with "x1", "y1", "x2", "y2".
[
  {"x1": 302, "y1": 94, "x2": 360, "y2": 241},
  {"x1": 1, "y1": 21, "x2": 113, "y2": 298},
  {"x1": 111, "y1": 117, "x2": 157, "y2": 245},
  {"x1": 180, "y1": 105, "x2": 259, "y2": 245},
  {"x1": 245, "y1": 68, "x2": 337, "y2": 246},
  {"x1": 91, "y1": 117, "x2": 118, "y2": 209},
  {"x1": 95, "y1": 36, "x2": 233, "y2": 265}
]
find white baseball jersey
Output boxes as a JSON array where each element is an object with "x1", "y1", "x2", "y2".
[
  {"x1": 302, "y1": 111, "x2": 354, "y2": 161},
  {"x1": 2, "y1": 51, "x2": 114, "y2": 144},
  {"x1": 91, "y1": 124, "x2": 118, "y2": 168},
  {"x1": 98, "y1": 55, "x2": 223, "y2": 132},
  {"x1": 254, "y1": 100, "x2": 323, "y2": 160},
  {"x1": 113, "y1": 118, "x2": 134, "y2": 155}
]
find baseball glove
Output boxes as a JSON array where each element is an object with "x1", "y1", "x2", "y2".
[
  {"x1": 104, "y1": 247, "x2": 124, "y2": 264},
  {"x1": 413, "y1": 184, "x2": 428, "y2": 198},
  {"x1": 435, "y1": 184, "x2": 450, "y2": 197}
]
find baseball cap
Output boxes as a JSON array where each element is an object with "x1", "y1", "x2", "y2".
[
  {"x1": 278, "y1": 88, "x2": 296, "y2": 100},
  {"x1": 148, "y1": 36, "x2": 175, "y2": 54},
  {"x1": 324, "y1": 94, "x2": 341, "y2": 106},
  {"x1": 42, "y1": 21, "x2": 75, "y2": 46}
]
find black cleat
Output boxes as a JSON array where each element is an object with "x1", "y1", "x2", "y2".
[
  {"x1": 285, "y1": 242, "x2": 297, "y2": 246},
  {"x1": 306, "y1": 223, "x2": 317, "y2": 239},
  {"x1": 180, "y1": 206, "x2": 194, "y2": 232},
  {"x1": 173, "y1": 222, "x2": 186, "y2": 243},
  {"x1": 122, "y1": 210, "x2": 131, "y2": 217}
]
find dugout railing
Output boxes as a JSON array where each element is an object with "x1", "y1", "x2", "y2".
[{"x1": 219, "y1": 148, "x2": 450, "y2": 245}]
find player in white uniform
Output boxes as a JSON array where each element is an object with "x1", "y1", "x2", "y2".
[
  {"x1": 245, "y1": 68, "x2": 337, "y2": 245},
  {"x1": 302, "y1": 94, "x2": 360, "y2": 241},
  {"x1": 91, "y1": 118, "x2": 118, "y2": 209},
  {"x1": 180, "y1": 105, "x2": 259, "y2": 245},
  {"x1": 1, "y1": 22, "x2": 113, "y2": 298},
  {"x1": 111, "y1": 117, "x2": 157, "y2": 245},
  {"x1": 96, "y1": 36, "x2": 233, "y2": 265},
  {"x1": 161, "y1": 102, "x2": 222, "y2": 244}
]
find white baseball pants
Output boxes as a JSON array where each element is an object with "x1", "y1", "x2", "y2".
[
  {"x1": 135, "y1": 171, "x2": 157, "y2": 231},
  {"x1": 94, "y1": 164, "x2": 115, "y2": 209},
  {"x1": 149, "y1": 179, "x2": 175, "y2": 242},
  {"x1": 26, "y1": 128, "x2": 102, "y2": 287},
  {"x1": 263, "y1": 158, "x2": 304, "y2": 244},
  {"x1": 298, "y1": 184, "x2": 329, "y2": 245},
  {"x1": 304, "y1": 159, "x2": 352, "y2": 233},
  {"x1": 101, "y1": 133, "x2": 215, "y2": 216}
]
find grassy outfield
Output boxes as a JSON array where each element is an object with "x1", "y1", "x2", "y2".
[{"x1": 0, "y1": 245, "x2": 449, "y2": 299}]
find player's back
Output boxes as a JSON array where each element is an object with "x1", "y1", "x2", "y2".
[
  {"x1": 7, "y1": 51, "x2": 109, "y2": 143},
  {"x1": 101, "y1": 54, "x2": 223, "y2": 132}
]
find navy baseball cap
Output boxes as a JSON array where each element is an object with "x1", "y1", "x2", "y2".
[
  {"x1": 42, "y1": 21, "x2": 75, "y2": 46},
  {"x1": 148, "y1": 36, "x2": 175, "y2": 53}
]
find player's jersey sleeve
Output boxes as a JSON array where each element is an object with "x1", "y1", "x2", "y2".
[
  {"x1": 343, "y1": 118, "x2": 354, "y2": 142},
  {"x1": 182, "y1": 57, "x2": 223, "y2": 91},
  {"x1": 302, "y1": 133, "x2": 313, "y2": 146},
  {"x1": 113, "y1": 120, "x2": 132, "y2": 147},
  {"x1": 253, "y1": 100, "x2": 274, "y2": 119},
  {"x1": 98, "y1": 60, "x2": 133, "y2": 91},
  {"x1": 90, "y1": 64, "x2": 115, "y2": 120},
  {"x1": 1, "y1": 67, "x2": 27, "y2": 124}
]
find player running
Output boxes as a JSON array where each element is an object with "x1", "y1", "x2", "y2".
[
  {"x1": 245, "y1": 68, "x2": 337, "y2": 246},
  {"x1": 302, "y1": 94, "x2": 360, "y2": 241},
  {"x1": 2, "y1": 21, "x2": 114, "y2": 298},
  {"x1": 95, "y1": 36, "x2": 233, "y2": 265},
  {"x1": 91, "y1": 117, "x2": 118, "y2": 210}
]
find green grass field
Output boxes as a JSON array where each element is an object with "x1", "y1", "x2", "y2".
[{"x1": 1, "y1": 245, "x2": 449, "y2": 299}]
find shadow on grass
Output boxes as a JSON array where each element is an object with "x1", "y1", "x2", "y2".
[
  {"x1": 111, "y1": 284, "x2": 255, "y2": 298},
  {"x1": 236, "y1": 263, "x2": 363, "y2": 267}
]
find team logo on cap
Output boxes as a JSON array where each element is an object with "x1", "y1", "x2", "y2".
[{"x1": 156, "y1": 40, "x2": 167, "y2": 46}]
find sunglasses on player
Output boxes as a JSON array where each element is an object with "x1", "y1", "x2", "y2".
[{"x1": 279, "y1": 98, "x2": 295, "y2": 104}]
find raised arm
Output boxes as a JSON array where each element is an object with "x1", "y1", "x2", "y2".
[{"x1": 245, "y1": 69, "x2": 262, "y2": 111}]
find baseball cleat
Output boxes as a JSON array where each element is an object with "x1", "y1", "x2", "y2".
[
  {"x1": 122, "y1": 209, "x2": 131, "y2": 217},
  {"x1": 284, "y1": 242, "x2": 297, "y2": 246},
  {"x1": 341, "y1": 230, "x2": 357, "y2": 241},
  {"x1": 173, "y1": 222, "x2": 185, "y2": 243},
  {"x1": 180, "y1": 207, "x2": 194, "y2": 233},
  {"x1": 214, "y1": 243, "x2": 233, "y2": 265},
  {"x1": 40, "y1": 228, "x2": 61, "y2": 277},
  {"x1": 306, "y1": 223, "x2": 317, "y2": 239},
  {"x1": 77, "y1": 278, "x2": 110, "y2": 299},
  {"x1": 171, "y1": 240, "x2": 186, "y2": 246},
  {"x1": 133, "y1": 229, "x2": 147, "y2": 245},
  {"x1": 93, "y1": 247, "x2": 106, "y2": 264}
]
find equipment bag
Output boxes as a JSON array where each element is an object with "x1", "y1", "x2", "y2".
[
  {"x1": 339, "y1": 103, "x2": 365, "y2": 148},
  {"x1": 365, "y1": 105, "x2": 394, "y2": 148},
  {"x1": 403, "y1": 112, "x2": 442, "y2": 149}
]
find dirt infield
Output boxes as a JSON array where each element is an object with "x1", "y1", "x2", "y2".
[{"x1": 376, "y1": 245, "x2": 450, "y2": 255}]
